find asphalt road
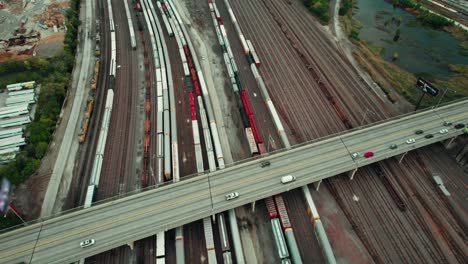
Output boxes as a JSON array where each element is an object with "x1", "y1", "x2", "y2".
[{"x1": 1, "y1": 99, "x2": 467, "y2": 264}]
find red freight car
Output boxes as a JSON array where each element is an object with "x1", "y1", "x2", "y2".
[{"x1": 265, "y1": 197, "x2": 278, "y2": 219}]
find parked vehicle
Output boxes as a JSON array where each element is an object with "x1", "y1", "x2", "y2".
[{"x1": 280, "y1": 175, "x2": 296, "y2": 184}]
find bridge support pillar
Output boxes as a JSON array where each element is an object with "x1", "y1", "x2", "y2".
[
  {"x1": 398, "y1": 152, "x2": 408, "y2": 164},
  {"x1": 127, "y1": 241, "x2": 134, "y2": 250},
  {"x1": 445, "y1": 136, "x2": 457, "y2": 149},
  {"x1": 456, "y1": 143, "x2": 468, "y2": 163},
  {"x1": 313, "y1": 179, "x2": 322, "y2": 191},
  {"x1": 212, "y1": 214, "x2": 216, "y2": 223},
  {"x1": 348, "y1": 168, "x2": 358, "y2": 180},
  {"x1": 251, "y1": 201, "x2": 256, "y2": 213}
]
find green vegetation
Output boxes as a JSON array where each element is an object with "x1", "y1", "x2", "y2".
[
  {"x1": 0, "y1": 0, "x2": 81, "y2": 185},
  {"x1": 350, "y1": 28, "x2": 360, "y2": 40},
  {"x1": 390, "y1": 0, "x2": 454, "y2": 29},
  {"x1": 354, "y1": 41, "x2": 468, "y2": 108},
  {"x1": 300, "y1": 0, "x2": 330, "y2": 24},
  {"x1": 339, "y1": 0, "x2": 353, "y2": 16}
]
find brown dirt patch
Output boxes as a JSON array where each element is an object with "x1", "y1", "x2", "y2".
[{"x1": 38, "y1": 32, "x2": 65, "y2": 45}]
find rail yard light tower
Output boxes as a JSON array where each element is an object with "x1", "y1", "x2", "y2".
[
  {"x1": 360, "y1": 108, "x2": 376, "y2": 126},
  {"x1": 435, "y1": 87, "x2": 455, "y2": 108},
  {"x1": 267, "y1": 134, "x2": 276, "y2": 152}
]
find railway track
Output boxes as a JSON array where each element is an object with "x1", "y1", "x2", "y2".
[
  {"x1": 87, "y1": 0, "x2": 142, "y2": 262},
  {"x1": 229, "y1": 0, "x2": 468, "y2": 262},
  {"x1": 65, "y1": 0, "x2": 111, "y2": 211}
]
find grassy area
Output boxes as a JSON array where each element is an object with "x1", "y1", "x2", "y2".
[
  {"x1": 338, "y1": 0, "x2": 467, "y2": 108},
  {"x1": 354, "y1": 40, "x2": 468, "y2": 108},
  {"x1": 353, "y1": 43, "x2": 415, "y2": 103},
  {"x1": 300, "y1": 0, "x2": 330, "y2": 24},
  {"x1": 390, "y1": 0, "x2": 454, "y2": 29},
  {"x1": 0, "y1": 0, "x2": 81, "y2": 185}
]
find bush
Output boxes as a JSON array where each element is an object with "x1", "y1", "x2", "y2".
[
  {"x1": 350, "y1": 28, "x2": 360, "y2": 40},
  {"x1": 339, "y1": 0, "x2": 353, "y2": 16},
  {"x1": 390, "y1": 0, "x2": 455, "y2": 29},
  {"x1": 301, "y1": 0, "x2": 331, "y2": 24},
  {"x1": 418, "y1": 10, "x2": 454, "y2": 29}
]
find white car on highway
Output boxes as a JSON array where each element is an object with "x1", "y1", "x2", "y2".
[
  {"x1": 281, "y1": 175, "x2": 296, "y2": 184},
  {"x1": 80, "y1": 239, "x2": 95, "y2": 248},
  {"x1": 225, "y1": 192, "x2": 239, "y2": 201}
]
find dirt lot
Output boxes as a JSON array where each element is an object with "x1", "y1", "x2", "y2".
[{"x1": 0, "y1": 0, "x2": 69, "y2": 62}]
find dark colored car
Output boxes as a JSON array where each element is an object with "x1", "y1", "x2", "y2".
[
  {"x1": 454, "y1": 123, "x2": 465, "y2": 129},
  {"x1": 425, "y1": 134, "x2": 434, "y2": 139},
  {"x1": 389, "y1": 144, "x2": 398, "y2": 149},
  {"x1": 443, "y1": 121, "x2": 452, "y2": 126},
  {"x1": 415, "y1": 130, "x2": 424, "y2": 135},
  {"x1": 260, "y1": 161, "x2": 271, "y2": 168}
]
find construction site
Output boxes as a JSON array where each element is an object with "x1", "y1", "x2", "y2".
[{"x1": 0, "y1": 0, "x2": 69, "y2": 61}]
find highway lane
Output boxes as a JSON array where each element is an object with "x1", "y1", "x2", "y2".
[
  {"x1": 1, "y1": 177, "x2": 212, "y2": 264},
  {"x1": 1, "y1": 100, "x2": 467, "y2": 263}
]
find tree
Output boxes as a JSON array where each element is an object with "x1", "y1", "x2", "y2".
[{"x1": 35, "y1": 142, "x2": 49, "y2": 159}]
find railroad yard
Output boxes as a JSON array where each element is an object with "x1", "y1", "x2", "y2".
[{"x1": 0, "y1": 0, "x2": 467, "y2": 263}]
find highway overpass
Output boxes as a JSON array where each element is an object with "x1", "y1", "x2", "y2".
[{"x1": 1, "y1": 100, "x2": 467, "y2": 264}]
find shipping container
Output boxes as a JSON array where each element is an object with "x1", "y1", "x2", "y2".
[
  {"x1": 265, "y1": 197, "x2": 278, "y2": 219},
  {"x1": 275, "y1": 195, "x2": 292, "y2": 229},
  {"x1": 245, "y1": 127, "x2": 259, "y2": 155}
]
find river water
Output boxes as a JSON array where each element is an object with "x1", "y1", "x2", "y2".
[{"x1": 354, "y1": 0, "x2": 467, "y2": 79}]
